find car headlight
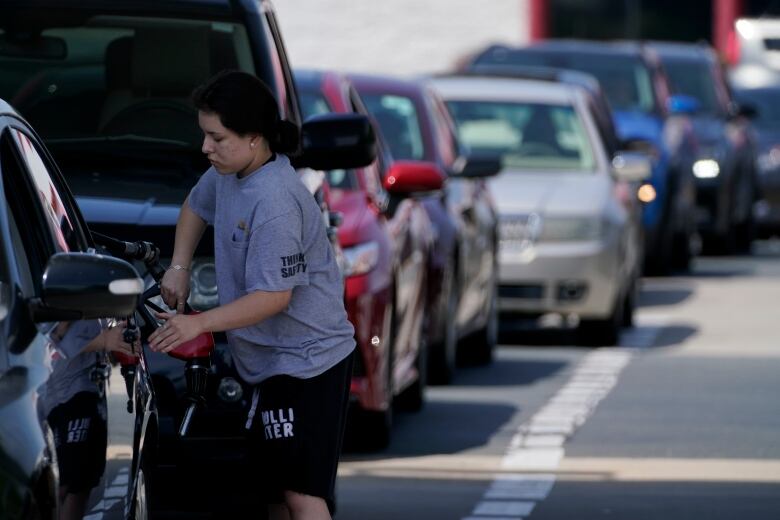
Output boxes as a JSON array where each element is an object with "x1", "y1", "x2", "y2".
[
  {"x1": 342, "y1": 241, "x2": 379, "y2": 277},
  {"x1": 540, "y1": 217, "x2": 604, "y2": 241},
  {"x1": 189, "y1": 259, "x2": 218, "y2": 310},
  {"x1": 693, "y1": 159, "x2": 720, "y2": 179}
]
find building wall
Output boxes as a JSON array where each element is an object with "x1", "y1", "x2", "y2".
[{"x1": 273, "y1": 0, "x2": 530, "y2": 77}]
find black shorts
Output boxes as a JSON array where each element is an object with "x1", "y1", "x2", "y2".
[
  {"x1": 245, "y1": 352, "x2": 353, "y2": 513},
  {"x1": 47, "y1": 391, "x2": 107, "y2": 493}
]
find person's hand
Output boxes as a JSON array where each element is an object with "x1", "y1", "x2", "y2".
[
  {"x1": 148, "y1": 312, "x2": 204, "y2": 354},
  {"x1": 101, "y1": 325, "x2": 139, "y2": 357},
  {"x1": 160, "y1": 267, "x2": 191, "y2": 313}
]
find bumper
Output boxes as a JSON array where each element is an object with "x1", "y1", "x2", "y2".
[
  {"x1": 695, "y1": 180, "x2": 726, "y2": 234},
  {"x1": 498, "y1": 239, "x2": 620, "y2": 319}
]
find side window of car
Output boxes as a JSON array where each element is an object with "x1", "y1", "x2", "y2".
[
  {"x1": 0, "y1": 129, "x2": 53, "y2": 294},
  {"x1": 429, "y1": 94, "x2": 461, "y2": 170},
  {"x1": 8, "y1": 128, "x2": 85, "y2": 254}
]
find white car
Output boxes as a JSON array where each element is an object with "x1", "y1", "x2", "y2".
[
  {"x1": 730, "y1": 18, "x2": 780, "y2": 89},
  {"x1": 429, "y1": 75, "x2": 650, "y2": 345}
]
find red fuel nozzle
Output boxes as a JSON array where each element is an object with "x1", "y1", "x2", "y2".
[{"x1": 167, "y1": 311, "x2": 215, "y2": 437}]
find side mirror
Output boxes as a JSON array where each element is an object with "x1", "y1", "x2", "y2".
[
  {"x1": 384, "y1": 160, "x2": 445, "y2": 195},
  {"x1": 612, "y1": 153, "x2": 652, "y2": 183},
  {"x1": 452, "y1": 154, "x2": 502, "y2": 178},
  {"x1": 31, "y1": 253, "x2": 143, "y2": 322},
  {"x1": 297, "y1": 113, "x2": 377, "y2": 171},
  {"x1": 732, "y1": 102, "x2": 758, "y2": 119},
  {"x1": 667, "y1": 94, "x2": 701, "y2": 115}
]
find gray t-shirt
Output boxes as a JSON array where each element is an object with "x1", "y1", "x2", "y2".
[
  {"x1": 41, "y1": 319, "x2": 104, "y2": 417},
  {"x1": 188, "y1": 154, "x2": 355, "y2": 384}
]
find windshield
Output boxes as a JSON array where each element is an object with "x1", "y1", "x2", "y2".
[
  {"x1": 0, "y1": 12, "x2": 255, "y2": 154},
  {"x1": 446, "y1": 100, "x2": 596, "y2": 172},
  {"x1": 361, "y1": 93, "x2": 426, "y2": 161},
  {"x1": 297, "y1": 89, "x2": 360, "y2": 190},
  {"x1": 663, "y1": 59, "x2": 723, "y2": 115},
  {"x1": 476, "y1": 50, "x2": 657, "y2": 114}
]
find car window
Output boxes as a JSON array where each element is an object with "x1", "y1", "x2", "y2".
[
  {"x1": 446, "y1": 100, "x2": 596, "y2": 172},
  {"x1": 0, "y1": 129, "x2": 55, "y2": 293},
  {"x1": 0, "y1": 11, "x2": 256, "y2": 150},
  {"x1": 361, "y1": 94, "x2": 426, "y2": 161},
  {"x1": 9, "y1": 129, "x2": 82, "y2": 253},
  {"x1": 477, "y1": 50, "x2": 657, "y2": 114},
  {"x1": 428, "y1": 92, "x2": 461, "y2": 169},
  {"x1": 663, "y1": 59, "x2": 724, "y2": 115}
]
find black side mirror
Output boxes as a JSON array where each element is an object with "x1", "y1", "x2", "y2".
[
  {"x1": 733, "y1": 102, "x2": 758, "y2": 119},
  {"x1": 296, "y1": 113, "x2": 377, "y2": 171},
  {"x1": 453, "y1": 154, "x2": 502, "y2": 178},
  {"x1": 30, "y1": 253, "x2": 143, "y2": 322}
]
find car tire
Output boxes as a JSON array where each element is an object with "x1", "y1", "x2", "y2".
[
  {"x1": 130, "y1": 459, "x2": 150, "y2": 520},
  {"x1": 622, "y1": 276, "x2": 638, "y2": 328},
  {"x1": 428, "y1": 267, "x2": 458, "y2": 385}
]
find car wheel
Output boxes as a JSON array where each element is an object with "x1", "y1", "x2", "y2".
[
  {"x1": 672, "y1": 230, "x2": 693, "y2": 271},
  {"x1": 622, "y1": 276, "x2": 639, "y2": 328},
  {"x1": 578, "y1": 295, "x2": 623, "y2": 347},
  {"x1": 131, "y1": 462, "x2": 149, "y2": 520},
  {"x1": 428, "y1": 267, "x2": 458, "y2": 385}
]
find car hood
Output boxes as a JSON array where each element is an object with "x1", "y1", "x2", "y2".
[
  {"x1": 488, "y1": 170, "x2": 610, "y2": 216},
  {"x1": 690, "y1": 114, "x2": 727, "y2": 149}
]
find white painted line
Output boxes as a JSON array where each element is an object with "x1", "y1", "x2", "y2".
[
  {"x1": 502, "y1": 448, "x2": 564, "y2": 470},
  {"x1": 104, "y1": 486, "x2": 127, "y2": 498},
  {"x1": 473, "y1": 500, "x2": 536, "y2": 516},
  {"x1": 522, "y1": 434, "x2": 566, "y2": 448}
]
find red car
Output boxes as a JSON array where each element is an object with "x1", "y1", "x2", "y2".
[
  {"x1": 297, "y1": 69, "x2": 442, "y2": 448},
  {"x1": 350, "y1": 74, "x2": 501, "y2": 384}
]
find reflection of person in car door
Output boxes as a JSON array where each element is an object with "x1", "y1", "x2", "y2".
[
  {"x1": 42, "y1": 320, "x2": 138, "y2": 520},
  {"x1": 149, "y1": 71, "x2": 355, "y2": 520}
]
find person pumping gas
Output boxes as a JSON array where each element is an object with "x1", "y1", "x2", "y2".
[{"x1": 148, "y1": 70, "x2": 355, "y2": 520}]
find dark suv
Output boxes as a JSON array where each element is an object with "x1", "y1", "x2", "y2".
[
  {"x1": 0, "y1": 99, "x2": 142, "y2": 520},
  {"x1": 0, "y1": 0, "x2": 375, "y2": 516}
]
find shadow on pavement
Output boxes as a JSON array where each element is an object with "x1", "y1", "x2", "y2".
[
  {"x1": 652, "y1": 324, "x2": 698, "y2": 348},
  {"x1": 453, "y1": 358, "x2": 566, "y2": 387},
  {"x1": 498, "y1": 326, "x2": 579, "y2": 346},
  {"x1": 344, "y1": 400, "x2": 516, "y2": 459},
  {"x1": 638, "y1": 285, "x2": 694, "y2": 307},
  {"x1": 530, "y1": 479, "x2": 780, "y2": 520}
]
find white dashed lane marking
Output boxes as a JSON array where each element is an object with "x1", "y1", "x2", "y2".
[{"x1": 464, "y1": 315, "x2": 666, "y2": 520}]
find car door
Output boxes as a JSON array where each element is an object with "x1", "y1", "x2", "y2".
[{"x1": 0, "y1": 117, "x2": 105, "y2": 519}]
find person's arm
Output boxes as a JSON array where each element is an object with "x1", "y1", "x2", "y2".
[
  {"x1": 160, "y1": 196, "x2": 207, "y2": 312},
  {"x1": 148, "y1": 289, "x2": 291, "y2": 353},
  {"x1": 82, "y1": 325, "x2": 138, "y2": 356}
]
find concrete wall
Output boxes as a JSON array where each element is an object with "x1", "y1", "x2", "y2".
[{"x1": 273, "y1": 0, "x2": 530, "y2": 77}]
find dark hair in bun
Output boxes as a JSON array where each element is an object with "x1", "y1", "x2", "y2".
[{"x1": 192, "y1": 70, "x2": 300, "y2": 155}]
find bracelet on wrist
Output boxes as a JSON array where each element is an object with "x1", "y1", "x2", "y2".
[{"x1": 168, "y1": 264, "x2": 191, "y2": 272}]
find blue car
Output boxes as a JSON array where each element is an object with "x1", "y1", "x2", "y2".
[
  {"x1": 650, "y1": 41, "x2": 758, "y2": 253},
  {"x1": 469, "y1": 40, "x2": 700, "y2": 273}
]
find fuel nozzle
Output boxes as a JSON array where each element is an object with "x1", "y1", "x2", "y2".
[
  {"x1": 113, "y1": 320, "x2": 141, "y2": 413},
  {"x1": 167, "y1": 312, "x2": 215, "y2": 437}
]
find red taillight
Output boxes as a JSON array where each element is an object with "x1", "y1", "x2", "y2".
[{"x1": 727, "y1": 28, "x2": 741, "y2": 65}]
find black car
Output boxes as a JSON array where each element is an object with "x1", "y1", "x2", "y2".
[
  {"x1": 0, "y1": 98, "x2": 142, "y2": 519},
  {"x1": 0, "y1": 0, "x2": 375, "y2": 516},
  {"x1": 649, "y1": 41, "x2": 758, "y2": 253},
  {"x1": 734, "y1": 85, "x2": 780, "y2": 238},
  {"x1": 468, "y1": 40, "x2": 700, "y2": 273}
]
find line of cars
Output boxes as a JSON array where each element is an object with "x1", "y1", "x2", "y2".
[{"x1": 2, "y1": 3, "x2": 772, "y2": 519}]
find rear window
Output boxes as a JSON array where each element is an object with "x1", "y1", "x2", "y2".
[
  {"x1": 446, "y1": 100, "x2": 596, "y2": 173},
  {"x1": 476, "y1": 50, "x2": 657, "y2": 114},
  {"x1": 663, "y1": 59, "x2": 723, "y2": 115},
  {"x1": 361, "y1": 94, "x2": 426, "y2": 161},
  {"x1": 0, "y1": 13, "x2": 255, "y2": 150}
]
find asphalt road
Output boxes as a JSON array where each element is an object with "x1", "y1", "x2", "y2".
[{"x1": 335, "y1": 241, "x2": 780, "y2": 520}]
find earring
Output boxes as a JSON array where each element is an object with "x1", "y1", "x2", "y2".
[{"x1": 250, "y1": 142, "x2": 255, "y2": 148}]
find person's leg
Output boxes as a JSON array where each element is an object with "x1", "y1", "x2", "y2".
[{"x1": 284, "y1": 490, "x2": 331, "y2": 520}]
